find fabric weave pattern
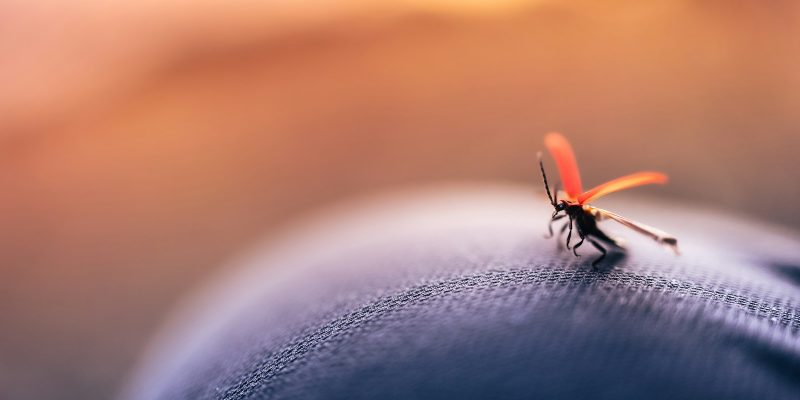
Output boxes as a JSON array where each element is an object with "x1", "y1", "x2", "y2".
[{"x1": 123, "y1": 186, "x2": 800, "y2": 400}]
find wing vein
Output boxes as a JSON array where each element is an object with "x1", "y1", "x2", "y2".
[{"x1": 586, "y1": 206, "x2": 680, "y2": 254}]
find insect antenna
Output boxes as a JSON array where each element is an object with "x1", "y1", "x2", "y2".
[{"x1": 537, "y1": 152, "x2": 556, "y2": 207}]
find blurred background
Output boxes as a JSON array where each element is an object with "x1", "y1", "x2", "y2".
[{"x1": 1, "y1": 0, "x2": 799, "y2": 398}]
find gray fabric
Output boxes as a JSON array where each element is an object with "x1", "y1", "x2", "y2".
[{"x1": 122, "y1": 185, "x2": 800, "y2": 400}]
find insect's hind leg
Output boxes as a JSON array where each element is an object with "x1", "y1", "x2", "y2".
[{"x1": 588, "y1": 238, "x2": 607, "y2": 267}]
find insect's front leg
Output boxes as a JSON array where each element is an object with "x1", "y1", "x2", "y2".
[
  {"x1": 554, "y1": 221, "x2": 570, "y2": 250},
  {"x1": 545, "y1": 213, "x2": 567, "y2": 238}
]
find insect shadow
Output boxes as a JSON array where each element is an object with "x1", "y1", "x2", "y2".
[{"x1": 591, "y1": 250, "x2": 627, "y2": 272}]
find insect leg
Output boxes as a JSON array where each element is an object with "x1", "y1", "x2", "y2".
[
  {"x1": 558, "y1": 220, "x2": 569, "y2": 236},
  {"x1": 588, "y1": 238, "x2": 607, "y2": 267},
  {"x1": 573, "y1": 231, "x2": 585, "y2": 257},
  {"x1": 554, "y1": 221, "x2": 570, "y2": 250},
  {"x1": 545, "y1": 214, "x2": 567, "y2": 238},
  {"x1": 564, "y1": 216, "x2": 574, "y2": 250}
]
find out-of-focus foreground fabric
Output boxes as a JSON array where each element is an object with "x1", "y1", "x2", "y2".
[
  {"x1": 123, "y1": 185, "x2": 800, "y2": 400},
  {"x1": 1, "y1": 1, "x2": 799, "y2": 398}
]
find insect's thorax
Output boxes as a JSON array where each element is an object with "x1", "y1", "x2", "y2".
[
  {"x1": 566, "y1": 203, "x2": 612, "y2": 242},
  {"x1": 564, "y1": 203, "x2": 585, "y2": 218}
]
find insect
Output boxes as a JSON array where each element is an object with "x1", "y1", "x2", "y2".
[{"x1": 539, "y1": 132, "x2": 679, "y2": 266}]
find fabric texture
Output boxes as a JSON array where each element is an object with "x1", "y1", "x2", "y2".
[{"x1": 122, "y1": 185, "x2": 800, "y2": 400}]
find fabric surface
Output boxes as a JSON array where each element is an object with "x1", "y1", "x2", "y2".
[{"x1": 122, "y1": 185, "x2": 800, "y2": 400}]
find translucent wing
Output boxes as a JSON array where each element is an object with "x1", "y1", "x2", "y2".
[
  {"x1": 544, "y1": 132, "x2": 583, "y2": 200},
  {"x1": 578, "y1": 172, "x2": 668, "y2": 204},
  {"x1": 585, "y1": 205, "x2": 679, "y2": 254}
]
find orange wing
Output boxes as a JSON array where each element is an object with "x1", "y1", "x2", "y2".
[
  {"x1": 544, "y1": 132, "x2": 583, "y2": 200},
  {"x1": 577, "y1": 172, "x2": 668, "y2": 204}
]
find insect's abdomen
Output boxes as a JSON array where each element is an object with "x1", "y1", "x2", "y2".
[{"x1": 577, "y1": 209, "x2": 622, "y2": 247}]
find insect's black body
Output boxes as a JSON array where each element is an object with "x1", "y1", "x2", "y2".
[
  {"x1": 539, "y1": 155, "x2": 622, "y2": 266},
  {"x1": 550, "y1": 202, "x2": 622, "y2": 266}
]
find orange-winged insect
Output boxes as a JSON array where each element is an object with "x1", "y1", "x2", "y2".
[{"x1": 538, "y1": 132, "x2": 679, "y2": 266}]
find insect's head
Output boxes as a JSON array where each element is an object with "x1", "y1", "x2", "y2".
[{"x1": 548, "y1": 200, "x2": 570, "y2": 220}]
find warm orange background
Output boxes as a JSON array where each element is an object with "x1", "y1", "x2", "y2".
[{"x1": 1, "y1": 1, "x2": 799, "y2": 398}]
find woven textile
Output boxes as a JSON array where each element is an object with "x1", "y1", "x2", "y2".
[{"x1": 123, "y1": 186, "x2": 800, "y2": 400}]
